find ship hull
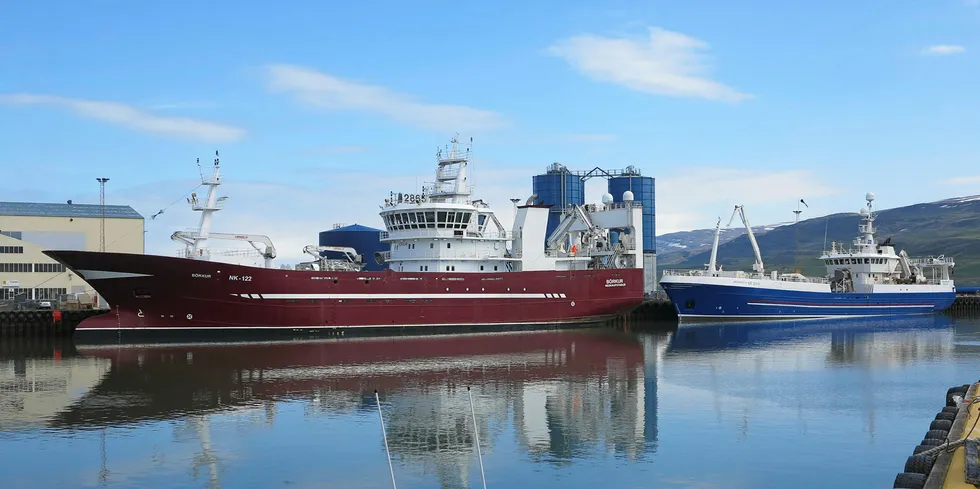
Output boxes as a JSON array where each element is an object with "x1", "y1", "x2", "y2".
[
  {"x1": 44, "y1": 250, "x2": 644, "y2": 340},
  {"x1": 660, "y1": 275, "x2": 956, "y2": 322}
]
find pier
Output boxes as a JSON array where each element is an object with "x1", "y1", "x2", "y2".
[
  {"x1": 893, "y1": 382, "x2": 980, "y2": 489},
  {"x1": 0, "y1": 309, "x2": 103, "y2": 338},
  {"x1": 633, "y1": 294, "x2": 678, "y2": 322},
  {"x1": 949, "y1": 292, "x2": 980, "y2": 315}
]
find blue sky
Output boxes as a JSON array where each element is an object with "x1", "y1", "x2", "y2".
[{"x1": 2, "y1": 0, "x2": 979, "y2": 262}]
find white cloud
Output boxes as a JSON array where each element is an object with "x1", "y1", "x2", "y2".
[
  {"x1": 939, "y1": 175, "x2": 980, "y2": 185},
  {"x1": 264, "y1": 64, "x2": 506, "y2": 132},
  {"x1": 0, "y1": 94, "x2": 244, "y2": 142},
  {"x1": 921, "y1": 45, "x2": 966, "y2": 56},
  {"x1": 546, "y1": 27, "x2": 751, "y2": 102},
  {"x1": 654, "y1": 168, "x2": 837, "y2": 234}
]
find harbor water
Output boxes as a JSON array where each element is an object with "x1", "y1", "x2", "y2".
[{"x1": 2, "y1": 315, "x2": 980, "y2": 488}]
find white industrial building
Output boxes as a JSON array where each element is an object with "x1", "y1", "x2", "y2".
[{"x1": 0, "y1": 201, "x2": 144, "y2": 308}]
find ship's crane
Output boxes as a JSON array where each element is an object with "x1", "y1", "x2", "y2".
[
  {"x1": 172, "y1": 231, "x2": 277, "y2": 268},
  {"x1": 728, "y1": 205, "x2": 764, "y2": 275},
  {"x1": 303, "y1": 245, "x2": 359, "y2": 263},
  {"x1": 299, "y1": 245, "x2": 363, "y2": 271},
  {"x1": 706, "y1": 217, "x2": 722, "y2": 274},
  {"x1": 897, "y1": 249, "x2": 926, "y2": 283}
]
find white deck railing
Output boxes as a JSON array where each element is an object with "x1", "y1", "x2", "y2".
[
  {"x1": 380, "y1": 230, "x2": 513, "y2": 241},
  {"x1": 385, "y1": 250, "x2": 511, "y2": 261},
  {"x1": 661, "y1": 268, "x2": 829, "y2": 284},
  {"x1": 908, "y1": 256, "x2": 955, "y2": 267}
]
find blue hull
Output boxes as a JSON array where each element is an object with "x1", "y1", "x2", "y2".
[{"x1": 661, "y1": 282, "x2": 956, "y2": 321}]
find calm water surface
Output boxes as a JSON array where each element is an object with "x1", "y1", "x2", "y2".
[{"x1": 2, "y1": 315, "x2": 980, "y2": 488}]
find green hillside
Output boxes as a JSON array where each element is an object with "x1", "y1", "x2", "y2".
[{"x1": 669, "y1": 195, "x2": 980, "y2": 285}]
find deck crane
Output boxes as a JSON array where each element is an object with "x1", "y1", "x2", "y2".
[
  {"x1": 728, "y1": 205, "x2": 765, "y2": 275},
  {"x1": 171, "y1": 231, "x2": 277, "y2": 268},
  {"x1": 298, "y1": 245, "x2": 363, "y2": 271}
]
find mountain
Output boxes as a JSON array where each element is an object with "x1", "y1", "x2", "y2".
[
  {"x1": 656, "y1": 221, "x2": 791, "y2": 267},
  {"x1": 660, "y1": 195, "x2": 980, "y2": 285}
]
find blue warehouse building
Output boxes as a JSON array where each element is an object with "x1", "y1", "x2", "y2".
[{"x1": 318, "y1": 224, "x2": 389, "y2": 272}]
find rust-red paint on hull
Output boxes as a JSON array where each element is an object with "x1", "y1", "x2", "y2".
[{"x1": 45, "y1": 250, "x2": 644, "y2": 337}]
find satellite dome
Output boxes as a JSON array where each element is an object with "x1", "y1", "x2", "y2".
[
  {"x1": 865, "y1": 192, "x2": 875, "y2": 202},
  {"x1": 859, "y1": 207, "x2": 870, "y2": 216},
  {"x1": 601, "y1": 193, "x2": 614, "y2": 204},
  {"x1": 623, "y1": 190, "x2": 634, "y2": 201}
]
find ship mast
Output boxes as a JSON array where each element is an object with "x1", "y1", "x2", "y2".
[
  {"x1": 186, "y1": 152, "x2": 225, "y2": 259},
  {"x1": 855, "y1": 192, "x2": 876, "y2": 252},
  {"x1": 428, "y1": 136, "x2": 472, "y2": 204}
]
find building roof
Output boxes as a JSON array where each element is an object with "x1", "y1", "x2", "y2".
[
  {"x1": 323, "y1": 223, "x2": 382, "y2": 233},
  {"x1": 0, "y1": 201, "x2": 144, "y2": 219}
]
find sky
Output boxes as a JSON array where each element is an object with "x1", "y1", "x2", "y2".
[{"x1": 2, "y1": 0, "x2": 979, "y2": 263}]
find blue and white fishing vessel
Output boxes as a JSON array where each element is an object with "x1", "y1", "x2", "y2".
[{"x1": 659, "y1": 192, "x2": 956, "y2": 321}]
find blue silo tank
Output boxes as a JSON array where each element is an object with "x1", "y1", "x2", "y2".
[
  {"x1": 609, "y1": 175, "x2": 655, "y2": 253},
  {"x1": 318, "y1": 223, "x2": 390, "y2": 271},
  {"x1": 531, "y1": 163, "x2": 585, "y2": 246}
]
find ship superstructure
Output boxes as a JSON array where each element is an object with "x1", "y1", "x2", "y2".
[
  {"x1": 659, "y1": 192, "x2": 955, "y2": 321},
  {"x1": 43, "y1": 138, "x2": 646, "y2": 338},
  {"x1": 378, "y1": 138, "x2": 644, "y2": 275}
]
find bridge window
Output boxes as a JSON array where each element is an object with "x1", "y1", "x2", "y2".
[{"x1": 447, "y1": 242, "x2": 451, "y2": 249}]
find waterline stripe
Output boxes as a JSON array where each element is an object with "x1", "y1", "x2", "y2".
[{"x1": 747, "y1": 302, "x2": 933, "y2": 309}]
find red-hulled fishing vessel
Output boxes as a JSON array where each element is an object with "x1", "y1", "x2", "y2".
[{"x1": 45, "y1": 139, "x2": 646, "y2": 339}]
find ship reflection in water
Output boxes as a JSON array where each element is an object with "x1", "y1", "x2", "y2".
[{"x1": 2, "y1": 315, "x2": 980, "y2": 488}]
